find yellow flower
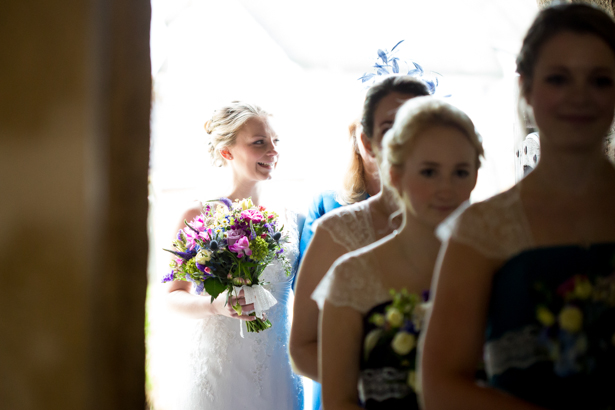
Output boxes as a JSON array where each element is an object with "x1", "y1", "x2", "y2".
[
  {"x1": 240, "y1": 198, "x2": 254, "y2": 210},
  {"x1": 386, "y1": 308, "x2": 404, "y2": 327},
  {"x1": 363, "y1": 329, "x2": 382, "y2": 360},
  {"x1": 195, "y1": 249, "x2": 212, "y2": 264},
  {"x1": 407, "y1": 371, "x2": 417, "y2": 390},
  {"x1": 558, "y1": 306, "x2": 583, "y2": 333},
  {"x1": 536, "y1": 306, "x2": 555, "y2": 327},
  {"x1": 391, "y1": 331, "x2": 416, "y2": 355},
  {"x1": 371, "y1": 313, "x2": 385, "y2": 327},
  {"x1": 573, "y1": 277, "x2": 593, "y2": 300}
]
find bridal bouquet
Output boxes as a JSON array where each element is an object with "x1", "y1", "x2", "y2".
[{"x1": 162, "y1": 198, "x2": 291, "y2": 333}]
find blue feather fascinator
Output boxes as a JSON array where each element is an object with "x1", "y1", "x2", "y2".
[{"x1": 358, "y1": 40, "x2": 449, "y2": 97}]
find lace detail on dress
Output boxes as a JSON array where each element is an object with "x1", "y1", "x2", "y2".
[
  {"x1": 312, "y1": 247, "x2": 390, "y2": 314},
  {"x1": 174, "y1": 207, "x2": 303, "y2": 409},
  {"x1": 186, "y1": 314, "x2": 238, "y2": 402},
  {"x1": 440, "y1": 187, "x2": 534, "y2": 260},
  {"x1": 358, "y1": 367, "x2": 412, "y2": 402},
  {"x1": 316, "y1": 200, "x2": 376, "y2": 252},
  {"x1": 484, "y1": 324, "x2": 550, "y2": 377}
]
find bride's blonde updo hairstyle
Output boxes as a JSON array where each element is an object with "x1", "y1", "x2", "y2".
[
  {"x1": 205, "y1": 101, "x2": 270, "y2": 167},
  {"x1": 382, "y1": 96, "x2": 484, "y2": 200}
]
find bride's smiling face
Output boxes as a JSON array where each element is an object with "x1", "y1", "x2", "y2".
[{"x1": 225, "y1": 116, "x2": 279, "y2": 182}]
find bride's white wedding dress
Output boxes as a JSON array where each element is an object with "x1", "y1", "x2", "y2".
[{"x1": 172, "y1": 209, "x2": 304, "y2": 410}]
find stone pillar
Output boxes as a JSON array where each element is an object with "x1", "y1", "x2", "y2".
[{"x1": 0, "y1": 0, "x2": 151, "y2": 409}]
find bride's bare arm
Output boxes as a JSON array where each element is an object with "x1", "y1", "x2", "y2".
[
  {"x1": 289, "y1": 226, "x2": 348, "y2": 380},
  {"x1": 164, "y1": 206, "x2": 255, "y2": 321},
  {"x1": 420, "y1": 240, "x2": 545, "y2": 410},
  {"x1": 320, "y1": 301, "x2": 364, "y2": 410}
]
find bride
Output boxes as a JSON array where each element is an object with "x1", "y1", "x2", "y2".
[{"x1": 163, "y1": 101, "x2": 303, "y2": 409}]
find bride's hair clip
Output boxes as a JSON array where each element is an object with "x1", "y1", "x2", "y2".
[{"x1": 358, "y1": 40, "x2": 448, "y2": 97}]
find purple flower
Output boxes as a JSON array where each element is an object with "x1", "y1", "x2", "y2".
[
  {"x1": 229, "y1": 236, "x2": 252, "y2": 257},
  {"x1": 218, "y1": 197, "x2": 233, "y2": 209},
  {"x1": 226, "y1": 229, "x2": 245, "y2": 246},
  {"x1": 402, "y1": 319, "x2": 417, "y2": 334},
  {"x1": 166, "y1": 249, "x2": 196, "y2": 261},
  {"x1": 161, "y1": 271, "x2": 175, "y2": 283},
  {"x1": 421, "y1": 290, "x2": 430, "y2": 302}
]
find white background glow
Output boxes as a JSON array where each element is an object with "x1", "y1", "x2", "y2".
[{"x1": 147, "y1": 1, "x2": 538, "y2": 408}]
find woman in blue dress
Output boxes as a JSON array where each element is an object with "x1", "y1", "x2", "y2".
[
  {"x1": 421, "y1": 4, "x2": 615, "y2": 409},
  {"x1": 299, "y1": 117, "x2": 380, "y2": 264}
]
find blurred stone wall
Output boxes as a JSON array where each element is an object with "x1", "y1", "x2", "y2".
[{"x1": 0, "y1": 1, "x2": 151, "y2": 409}]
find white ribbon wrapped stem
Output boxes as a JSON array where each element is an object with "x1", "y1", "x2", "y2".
[{"x1": 233, "y1": 284, "x2": 278, "y2": 337}]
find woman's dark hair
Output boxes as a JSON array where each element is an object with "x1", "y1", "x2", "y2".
[
  {"x1": 361, "y1": 76, "x2": 430, "y2": 140},
  {"x1": 517, "y1": 3, "x2": 615, "y2": 96}
]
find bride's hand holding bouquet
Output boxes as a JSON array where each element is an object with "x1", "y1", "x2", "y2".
[{"x1": 163, "y1": 197, "x2": 291, "y2": 333}]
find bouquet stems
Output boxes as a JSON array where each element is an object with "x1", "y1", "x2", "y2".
[{"x1": 246, "y1": 314, "x2": 272, "y2": 333}]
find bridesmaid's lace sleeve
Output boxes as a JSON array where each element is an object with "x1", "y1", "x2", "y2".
[
  {"x1": 436, "y1": 188, "x2": 533, "y2": 260},
  {"x1": 312, "y1": 250, "x2": 389, "y2": 315},
  {"x1": 315, "y1": 202, "x2": 375, "y2": 252}
]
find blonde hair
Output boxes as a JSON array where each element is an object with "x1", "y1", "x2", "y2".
[
  {"x1": 204, "y1": 101, "x2": 270, "y2": 167},
  {"x1": 382, "y1": 96, "x2": 484, "y2": 192},
  {"x1": 338, "y1": 118, "x2": 368, "y2": 205}
]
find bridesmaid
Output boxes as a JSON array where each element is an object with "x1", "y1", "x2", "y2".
[
  {"x1": 290, "y1": 76, "x2": 430, "y2": 384},
  {"x1": 421, "y1": 4, "x2": 615, "y2": 410},
  {"x1": 313, "y1": 96, "x2": 484, "y2": 409}
]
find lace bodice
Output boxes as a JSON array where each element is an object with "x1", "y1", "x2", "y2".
[
  {"x1": 312, "y1": 244, "x2": 390, "y2": 314},
  {"x1": 315, "y1": 200, "x2": 376, "y2": 252},
  {"x1": 437, "y1": 186, "x2": 534, "y2": 260},
  {"x1": 261, "y1": 208, "x2": 300, "y2": 284},
  {"x1": 438, "y1": 187, "x2": 615, "y2": 408}
]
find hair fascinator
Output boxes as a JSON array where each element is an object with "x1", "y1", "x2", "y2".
[{"x1": 358, "y1": 40, "x2": 449, "y2": 97}]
